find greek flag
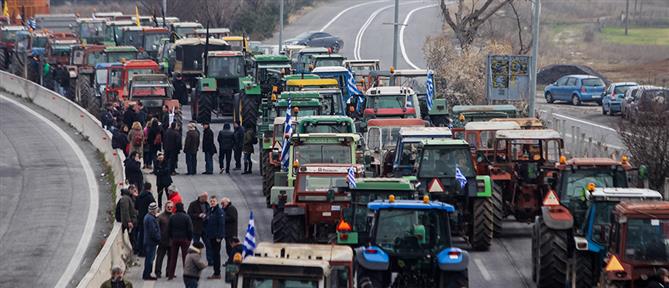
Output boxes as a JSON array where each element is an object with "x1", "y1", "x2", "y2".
[
  {"x1": 280, "y1": 99, "x2": 292, "y2": 170},
  {"x1": 27, "y1": 19, "x2": 37, "y2": 29},
  {"x1": 242, "y1": 211, "x2": 256, "y2": 258},
  {"x1": 426, "y1": 70, "x2": 435, "y2": 111},
  {"x1": 345, "y1": 69, "x2": 363, "y2": 111},
  {"x1": 347, "y1": 166, "x2": 357, "y2": 188},
  {"x1": 455, "y1": 166, "x2": 467, "y2": 189}
]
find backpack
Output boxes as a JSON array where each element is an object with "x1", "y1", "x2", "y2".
[
  {"x1": 115, "y1": 199, "x2": 122, "y2": 222},
  {"x1": 132, "y1": 132, "x2": 143, "y2": 146}
]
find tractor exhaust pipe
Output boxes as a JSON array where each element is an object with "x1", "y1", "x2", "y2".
[{"x1": 203, "y1": 22, "x2": 209, "y2": 76}]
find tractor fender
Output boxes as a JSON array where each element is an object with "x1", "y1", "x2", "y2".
[
  {"x1": 437, "y1": 247, "x2": 469, "y2": 272},
  {"x1": 355, "y1": 246, "x2": 389, "y2": 271},
  {"x1": 475, "y1": 175, "x2": 492, "y2": 197},
  {"x1": 541, "y1": 206, "x2": 573, "y2": 231},
  {"x1": 269, "y1": 186, "x2": 293, "y2": 207},
  {"x1": 284, "y1": 205, "x2": 305, "y2": 216}
]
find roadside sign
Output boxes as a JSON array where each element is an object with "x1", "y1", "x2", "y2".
[{"x1": 486, "y1": 55, "x2": 530, "y2": 102}]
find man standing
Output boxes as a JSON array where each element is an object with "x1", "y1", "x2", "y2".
[
  {"x1": 217, "y1": 123, "x2": 235, "y2": 174},
  {"x1": 173, "y1": 73, "x2": 189, "y2": 106},
  {"x1": 153, "y1": 152, "x2": 172, "y2": 208},
  {"x1": 135, "y1": 182, "x2": 156, "y2": 257},
  {"x1": 205, "y1": 195, "x2": 225, "y2": 279},
  {"x1": 187, "y1": 192, "x2": 210, "y2": 262},
  {"x1": 100, "y1": 266, "x2": 133, "y2": 288},
  {"x1": 221, "y1": 197, "x2": 238, "y2": 259},
  {"x1": 142, "y1": 202, "x2": 160, "y2": 280},
  {"x1": 242, "y1": 128, "x2": 255, "y2": 174},
  {"x1": 163, "y1": 122, "x2": 181, "y2": 175},
  {"x1": 201, "y1": 122, "x2": 216, "y2": 174},
  {"x1": 183, "y1": 242, "x2": 208, "y2": 288},
  {"x1": 124, "y1": 152, "x2": 143, "y2": 190},
  {"x1": 154, "y1": 201, "x2": 173, "y2": 279},
  {"x1": 118, "y1": 188, "x2": 138, "y2": 256},
  {"x1": 232, "y1": 123, "x2": 244, "y2": 171},
  {"x1": 184, "y1": 123, "x2": 200, "y2": 175},
  {"x1": 167, "y1": 202, "x2": 193, "y2": 280}
]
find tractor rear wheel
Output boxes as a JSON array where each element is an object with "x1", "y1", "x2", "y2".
[
  {"x1": 469, "y1": 197, "x2": 494, "y2": 251},
  {"x1": 78, "y1": 77, "x2": 100, "y2": 118},
  {"x1": 271, "y1": 210, "x2": 304, "y2": 243},
  {"x1": 66, "y1": 82, "x2": 76, "y2": 101},
  {"x1": 438, "y1": 270, "x2": 469, "y2": 288},
  {"x1": 10, "y1": 53, "x2": 25, "y2": 77},
  {"x1": 569, "y1": 250, "x2": 595, "y2": 288},
  {"x1": 0, "y1": 49, "x2": 8, "y2": 71},
  {"x1": 241, "y1": 94, "x2": 259, "y2": 130},
  {"x1": 263, "y1": 165, "x2": 278, "y2": 207},
  {"x1": 197, "y1": 92, "x2": 212, "y2": 123},
  {"x1": 534, "y1": 217, "x2": 568, "y2": 288},
  {"x1": 492, "y1": 182, "x2": 505, "y2": 237}
]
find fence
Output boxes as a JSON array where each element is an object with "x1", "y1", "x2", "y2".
[{"x1": 0, "y1": 70, "x2": 131, "y2": 287}]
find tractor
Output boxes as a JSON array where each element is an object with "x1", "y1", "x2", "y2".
[
  {"x1": 531, "y1": 157, "x2": 654, "y2": 288},
  {"x1": 127, "y1": 74, "x2": 180, "y2": 121},
  {"x1": 336, "y1": 177, "x2": 418, "y2": 246},
  {"x1": 599, "y1": 200, "x2": 669, "y2": 288},
  {"x1": 408, "y1": 139, "x2": 494, "y2": 251},
  {"x1": 392, "y1": 127, "x2": 453, "y2": 177},
  {"x1": 11, "y1": 29, "x2": 48, "y2": 80},
  {"x1": 104, "y1": 59, "x2": 161, "y2": 104},
  {"x1": 367, "y1": 68, "x2": 434, "y2": 119},
  {"x1": 223, "y1": 36, "x2": 250, "y2": 53},
  {"x1": 68, "y1": 44, "x2": 106, "y2": 116},
  {"x1": 293, "y1": 47, "x2": 330, "y2": 74},
  {"x1": 119, "y1": 26, "x2": 170, "y2": 60},
  {"x1": 77, "y1": 18, "x2": 107, "y2": 45},
  {"x1": 169, "y1": 22, "x2": 203, "y2": 38},
  {"x1": 363, "y1": 118, "x2": 426, "y2": 177},
  {"x1": 0, "y1": 26, "x2": 27, "y2": 71},
  {"x1": 103, "y1": 46, "x2": 139, "y2": 63},
  {"x1": 356, "y1": 197, "x2": 469, "y2": 288},
  {"x1": 103, "y1": 20, "x2": 135, "y2": 46},
  {"x1": 450, "y1": 104, "x2": 519, "y2": 137},
  {"x1": 227, "y1": 243, "x2": 354, "y2": 288},
  {"x1": 343, "y1": 59, "x2": 380, "y2": 92},
  {"x1": 186, "y1": 27, "x2": 231, "y2": 39},
  {"x1": 44, "y1": 32, "x2": 81, "y2": 98},
  {"x1": 271, "y1": 163, "x2": 363, "y2": 243},
  {"x1": 363, "y1": 86, "x2": 421, "y2": 122},
  {"x1": 311, "y1": 54, "x2": 346, "y2": 69},
  {"x1": 171, "y1": 37, "x2": 228, "y2": 96},
  {"x1": 461, "y1": 121, "x2": 522, "y2": 174}
]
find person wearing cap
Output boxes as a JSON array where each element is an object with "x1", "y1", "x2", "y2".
[
  {"x1": 205, "y1": 195, "x2": 226, "y2": 279},
  {"x1": 142, "y1": 202, "x2": 161, "y2": 280},
  {"x1": 100, "y1": 266, "x2": 133, "y2": 288},
  {"x1": 201, "y1": 122, "x2": 217, "y2": 174},
  {"x1": 153, "y1": 152, "x2": 172, "y2": 207},
  {"x1": 183, "y1": 242, "x2": 208, "y2": 288},
  {"x1": 184, "y1": 123, "x2": 200, "y2": 175}
]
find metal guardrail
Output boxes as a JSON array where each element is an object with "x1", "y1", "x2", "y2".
[{"x1": 0, "y1": 71, "x2": 131, "y2": 287}]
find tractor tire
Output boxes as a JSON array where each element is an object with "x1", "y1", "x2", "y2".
[
  {"x1": 357, "y1": 268, "x2": 389, "y2": 288},
  {"x1": 78, "y1": 78, "x2": 100, "y2": 118},
  {"x1": 174, "y1": 109, "x2": 184, "y2": 131},
  {"x1": 263, "y1": 165, "x2": 278, "y2": 207},
  {"x1": 10, "y1": 53, "x2": 24, "y2": 77},
  {"x1": 271, "y1": 210, "x2": 304, "y2": 243},
  {"x1": 534, "y1": 217, "x2": 568, "y2": 288},
  {"x1": 197, "y1": 92, "x2": 213, "y2": 123},
  {"x1": 0, "y1": 49, "x2": 7, "y2": 71},
  {"x1": 569, "y1": 250, "x2": 595, "y2": 288},
  {"x1": 469, "y1": 197, "x2": 494, "y2": 251},
  {"x1": 66, "y1": 82, "x2": 76, "y2": 101},
  {"x1": 260, "y1": 148, "x2": 268, "y2": 177},
  {"x1": 241, "y1": 94, "x2": 259, "y2": 130},
  {"x1": 438, "y1": 270, "x2": 469, "y2": 288},
  {"x1": 492, "y1": 182, "x2": 505, "y2": 237}
]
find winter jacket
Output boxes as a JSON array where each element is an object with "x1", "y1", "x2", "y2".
[
  {"x1": 233, "y1": 126, "x2": 244, "y2": 150},
  {"x1": 99, "y1": 278, "x2": 133, "y2": 288},
  {"x1": 135, "y1": 190, "x2": 156, "y2": 227},
  {"x1": 226, "y1": 244, "x2": 244, "y2": 265},
  {"x1": 147, "y1": 123, "x2": 163, "y2": 147},
  {"x1": 217, "y1": 128, "x2": 235, "y2": 150},
  {"x1": 168, "y1": 192, "x2": 183, "y2": 205},
  {"x1": 163, "y1": 128, "x2": 181, "y2": 153},
  {"x1": 187, "y1": 199, "x2": 208, "y2": 235},
  {"x1": 143, "y1": 213, "x2": 161, "y2": 246},
  {"x1": 122, "y1": 109, "x2": 137, "y2": 128},
  {"x1": 137, "y1": 109, "x2": 147, "y2": 126},
  {"x1": 205, "y1": 205, "x2": 225, "y2": 240},
  {"x1": 202, "y1": 127, "x2": 216, "y2": 154},
  {"x1": 183, "y1": 129, "x2": 200, "y2": 154},
  {"x1": 224, "y1": 203, "x2": 238, "y2": 238},
  {"x1": 243, "y1": 129, "x2": 255, "y2": 153},
  {"x1": 182, "y1": 247, "x2": 208, "y2": 278},
  {"x1": 118, "y1": 190, "x2": 137, "y2": 227},
  {"x1": 153, "y1": 159, "x2": 172, "y2": 188},
  {"x1": 168, "y1": 208, "x2": 193, "y2": 241},
  {"x1": 157, "y1": 211, "x2": 172, "y2": 246},
  {"x1": 111, "y1": 130, "x2": 129, "y2": 153},
  {"x1": 173, "y1": 79, "x2": 189, "y2": 105},
  {"x1": 123, "y1": 158, "x2": 143, "y2": 188}
]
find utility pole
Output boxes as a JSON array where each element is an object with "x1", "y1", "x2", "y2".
[
  {"x1": 528, "y1": 0, "x2": 541, "y2": 117},
  {"x1": 392, "y1": 0, "x2": 399, "y2": 68},
  {"x1": 279, "y1": 0, "x2": 284, "y2": 51},
  {"x1": 162, "y1": 0, "x2": 167, "y2": 16},
  {"x1": 625, "y1": 0, "x2": 630, "y2": 35}
]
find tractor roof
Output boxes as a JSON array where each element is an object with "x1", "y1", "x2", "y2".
[
  {"x1": 350, "y1": 178, "x2": 414, "y2": 191},
  {"x1": 312, "y1": 54, "x2": 345, "y2": 59},
  {"x1": 298, "y1": 115, "x2": 354, "y2": 123},
  {"x1": 366, "y1": 86, "x2": 415, "y2": 96},
  {"x1": 273, "y1": 116, "x2": 296, "y2": 125},
  {"x1": 193, "y1": 27, "x2": 230, "y2": 34},
  {"x1": 344, "y1": 59, "x2": 380, "y2": 65},
  {"x1": 495, "y1": 129, "x2": 561, "y2": 140},
  {"x1": 490, "y1": 118, "x2": 544, "y2": 129},
  {"x1": 464, "y1": 121, "x2": 521, "y2": 131},
  {"x1": 121, "y1": 26, "x2": 169, "y2": 32},
  {"x1": 286, "y1": 78, "x2": 338, "y2": 87},
  {"x1": 123, "y1": 59, "x2": 159, "y2": 68},
  {"x1": 280, "y1": 91, "x2": 322, "y2": 99},
  {"x1": 367, "y1": 118, "x2": 425, "y2": 127},
  {"x1": 208, "y1": 50, "x2": 243, "y2": 57},
  {"x1": 172, "y1": 22, "x2": 203, "y2": 28},
  {"x1": 106, "y1": 20, "x2": 134, "y2": 26},
  {"x1": 293, "y1": 133, "x2": 360, "y2": 142},
  {"x1": 2, "y1": 26, "x2": 27, "y2": 31},
  {"x1": 615, "y1": 201, "x2": 669, "y2": 217},
  {"x1": 299, "y1": 47, "x2": 329, "y2": 54},
  {"x1": 95, "y1": 62, "x2": 119, "y2": 69},
  {"x1": 255, "y1": 54, "x2": 290, "y2": 62},
  {"x1": 223, "y1": 36, "x2": 247, "y2": 41},
  {"x1": 312, "y1": 66, "x2": 348, "y2": 73},
  {"x1": 298, "y1": 163, "x2": 364, "y2": 174},
  {"x1": 588, "y1": 188, "x2": 663, "y2": 202},
  {"x1": 174, "y1": 37, "x2": 228, "y2": 47},
  {"x1": 284, "y1": 74, "x2": 320, "y2": 81},
  {"x1": 104, "y1": 46, "x2": 138, "y2": 52},
  {"x1": 420, "y1": 139, "x2": 469, "y2": 147},
  {"x1": 276, "y1": 99, "x2": 321, "y2": 107},
  {"x1": 250, "y1": 242, "x2": 353, "y2": 263},
  {"x1": 242, "y1": 255, "x2": 331, "y2": 272},
  {"x1": 398, "y1": 127, "x2": 452, "y2": 137},
  {"x1": 565, "y1": 158, "x2": 623, "y2": 167},
  {"x1": 452, "y1": 104, "x2": 518, "y2": 113},
  {"x1": 368, "y1": 199, "x2": 455, "y2": 212},
  {"x1": 392, "y1": 69, "x2": 428, "y2": 76}
]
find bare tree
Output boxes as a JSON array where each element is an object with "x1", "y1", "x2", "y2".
[
  {"x1": 440, "y1": 0, "x2": 515, "y2": 50},
  {"x1": 618, "y1": 113, "x2": 669, "y2": 192}
]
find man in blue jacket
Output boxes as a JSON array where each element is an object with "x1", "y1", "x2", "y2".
[
  {"x1": 143, "y1": 202, "x2": 161, "y2": 280},
  {"x1": 205, "y1": 195, "x2": 226, "y2": 279}
]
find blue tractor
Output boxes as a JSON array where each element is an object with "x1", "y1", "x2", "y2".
[{"x1": 356, "y1": 197, "x2": 469, "y2": 288}]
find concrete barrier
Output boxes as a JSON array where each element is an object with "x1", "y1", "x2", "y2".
[{"x1": 0, "y1": 71, "x2": 131, "y2": 287}]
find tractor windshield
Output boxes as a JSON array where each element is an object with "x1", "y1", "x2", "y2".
[
  {"x1": 559, "y1": 168, "x2": 628, "y2": 205},
  {"x1": 366, "y1": 127, "x2": 402, "y2": 151},
  {"x1": 299, "y1": 122, "x2": 353, "y2": 134},
  {"x1": 375, "y1": 209, "x2": 449, "y2": 253},
  {"x1": 245, "y1": 278, "x2": 318, "y2": 288},
  {"x1": 298, "y1": 175, "x2": 348, "y2": 192},
  {"x1": 128, "y1": 69, "x2": 155, "y2": 81},
  {"x1": 276, "y1": 106, "x2": 320, "y2": 117},
  {"x1": 131, "y1": 86, "x2": 168, "y2": 98},
  {"x1": 395, "y1": 76, "x2": 427, "y2": 94},
  {"x1": 294, "y1": 144, "x2": 351, "y2": 164},
  {"x1": 87, "y1": 52, "x2": 106, "y2": 66},
  {"x1": 96, "y1": 69, "x2": 108, "y2": 86},
  {"x1": 1, "y1": 30, "x2": 19, "y2": 42},
  {"x1": 418, "y1": 146, "x2": 476, "y2": 178},
  {"x1": 144, "y1": 33, "x2": 168, "y2": 52},
  {"x1": 107, "y1": 52, "x2": 137, "y2": 63},
  {"x1": 366, "y1": 95, "x2": 407, "y2": 109},
  {"x1": 207, "y1": 56, "x2": 245, "y2": 79},
  {"x1": 314, "y1": 58, "x2": 344, "y2": 67},
  {"x1": 80, "y1": 22, "x2": 105, "y2": 39},
  {"x1": 624, "y1": 218, "x2": 669, "y2": 263}
]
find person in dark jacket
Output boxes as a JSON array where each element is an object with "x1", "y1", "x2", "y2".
[
  {"x1": 225, "y1": 237, "x2": 244, "y2": 265},
  {"x1": 242, "y1": 128, "x2": 255, "y2": 174},
  {"x1": 184, "y1": 123, "x2": 200, "y2": 175},
  {"x1": 154, "y1": 201, "x2": 173, "y2": 279},
  {"x1": 124, "y1": 152, "x2": 143, "y2": 190},
  {"x1": 187, "y1": 192, "x2": 211, "y2": 262},
  {"x1": 163, "y1": 122, "x2": 182, "y2": 175},
  {"x1": 146, "y1": 119, "x2": 163, "y2": 169},
  {"x1": 136, "y1": 102, "x2": 147, "y2": 127},
  {"x1": 118, "y1": 188, "x2": 138, "y2": 235},
  {"x1": 205, "y1": 195, "x2": 225, "y2": 279},
  {"x1": 232, "y1": 123, "x2": 244, "y2": 170},
  {"x1": 217, "y1": 123, "x2": 235, "y2": 174},
  {"x1": 142, "y1": 202, "x2": 160, "y2": 280},
  {"x1": 201, "y1": 122, "x2": 216, "y2": 174},
  {"x1": 100, "y1": 266, "x2": 133, "y2": 288},
  {"x1": 221, "y1": 197, "x2": 238, "y2": 258},
  {"x1": 112, "y1": 124, "x2": 130, "y2": 157},
  {"x1": 648, "y1": 268, "x2": 669, "y2": 288},
  {"x1": 173, "y1": 73, "x2": 189, "y2": 106},
  {"x1": 135, "y1": 182, "x2": 156, "y2": 257},
  {"x1": 123, "y1": 105, "x2": 137, "y2": 129},
  {"x1": 167, "y1": 202, "x2": 193, "y2": 280},
  {"x1": 153, "y1": 152, "x2": 172, "y2": 208}
]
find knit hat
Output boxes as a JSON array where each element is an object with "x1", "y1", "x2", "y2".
[{"x1": 148, "y1": 202, "x2": 159, "y2": 212}]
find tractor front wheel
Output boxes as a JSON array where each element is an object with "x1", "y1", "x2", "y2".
[
  {"x1": 469, "y1": 197, "x2": 493, "y2": 251},
  {"x1": 534, "y1": 217, "x2": 568, "y2": 288},
  {"x1": 0, "y1": 49, "x2": 8, "y2": 70},
  {"x1": 263, "y1": 164, "x2": 278, "y2": 207},
  {"x1": 492, "y1": 182, "x2": 505, "y2": 237},
  {"x1": 271, "y1": 210, "x2": 304, "y2": 243},
  {"x1": 78, "y1": 77, "x2": 100, "y2": 118},
  {"x1": 569, "y1": 250, "x2": 596, "y2": 288},
  {"x1": 438, "y1": 270, "x2": 469, "y2": 288},
  {"x1": 197, "y1": 92, "x2": 213, "y2": 123},
  {"x1": 241, "y1": 94, "x2": 259, "y2": 130}
]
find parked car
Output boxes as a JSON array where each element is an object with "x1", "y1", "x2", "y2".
[
  {"x1": 544, "y1": 74, "x2": 606, "y2": 106},
  {"x1": 284, "y1": 31, "x2": 343, "y2": 53},
  {"x1": 621, "y1": 85, "x2": 669, "y2": 121},
  {"x1": 602, "y1": 82, "x2": 638, "y2": 115}
]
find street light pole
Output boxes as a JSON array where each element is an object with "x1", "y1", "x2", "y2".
[
  {"x1": 163, "y1": 0, "x2": 167, "y2": 16},
  {"x1": 279, "y1": 0, "x2": 284, "y2": 51},
  {"x1": 392, "y1": 0, "x2": 399, "y2": 68},
  {"x1": 625, "y1": 0, "x2": 630, "y2": 35},
  {"x1": 528, "y1": 0, "x2": 541, "y2": 117}
]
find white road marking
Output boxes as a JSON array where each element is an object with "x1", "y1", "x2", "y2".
[
  {"x1": 474, "y1": 257, "x2": 493, "y2": 281},
  {"x1": 399, "y1": 3, "x2": 439, "y2": 69},
  {"x1": 1, "y1": 95, "x2": 99, "y2": 288},
  {"x1": 320, "y1": 0, "x2": 389, "y2": 32},
  {"x1": 354, "y1": 1, "x2": 423, "y2": 60}
]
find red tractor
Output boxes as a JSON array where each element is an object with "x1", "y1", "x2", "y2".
[
  {"x1": 68, "y1": 44, "x2": 106, "y2": 116},
  {"x1": 104, "y1": 59, "x2": 161, "y2": 104}
]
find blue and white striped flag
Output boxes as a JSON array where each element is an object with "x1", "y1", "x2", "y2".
[
  {"x1": 345, "y1": 69, "x2": 363, "y2": 111},
  {"x1": 280, "y1": 99, "x2": 293, "y2": 170},
  {"x1": 242, "y1": 211, "x2": 256, "y2": 258},
  {"x1": 426, "y1": 70, "x2": 434, "y2": 111},
  {"x1": 455, "y1": 166, "x2": 467, "y2": 189},
  {"x1": 347, "y1": 166, "x2": 357, "y2": 188}
]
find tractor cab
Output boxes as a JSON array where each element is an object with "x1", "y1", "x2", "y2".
[
  {"x1": 363, "y1": 86, "x2": 420, "y2": 120},
  {"x1": 343, "y1": 59, "x2": 380, "y2": 91},
  {"x1": 296, "y1": 115, "x2": 356, "y2": 134},
  {"x1": 274, "y1": 98, "x2": 322, "y2": 117},
  {"x1": 364, "y1": 118, "x2": 426, "y2": 177},
  {"x1": 77, "y1": 18, "x2": 107, "y2": 44},
  {"x1": 127, "y1": 74, "x2": 177, "y2": 117},
  {"x1": 103, "y1": 46, "x2": 139, "y2": 63},
  {"x1": 45, "y1": 33, "x2": 80, "y2": 65},
  {"x1": 294, "y1": 47, "x2": 330, "y2": 74},
  {"x1": 104, "y1": 20, "x2": 134, "y2": 45},
  {"x1": 119, "y1": 26, "x2": 170, "y2": 59},
  {"x1": 450, "y1": 105, "x2": 519, "y2": 136},
  {"x1": 490, "y1": 117, "x2": 544, "y2": 129},
  {"x1": 311, "y1": 54, "x2": 346, "y2": 69},
  {"x1": 463, "y1": 121, "x2": 521, "y2": 174},
  {"x1": 356, "y1": 198, "x2": 469, "y2": 287},
  {"x1": 170, "y1": 22, "x2": 204, "y2": 38},
  {"x1": 223, "y1": 36, "x2": 250, "y2": 53},
  {"x1": 186, "y1": 28, "x2": 231, "y2": 39},
  {"x1": 392, "y1": 127, "x2": 452, "y2": 177},
  {"x1": 70, "y1": 45, "x2": 106, "y2": 73},
  {"x1": 254, "y1": 54, "x2": 291, "y2": 95},
  {"x1": 285, "y1": 78, "x2": 339, "y2": 91},
  {"x1": 105, "y1": 59, "x2": 161, "y2": 102}
]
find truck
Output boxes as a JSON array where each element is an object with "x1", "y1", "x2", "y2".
[
  {"x1": 363, "y1": 118, "x2": 426, "y2": 177},
  {"x1": 356, "y1": 197, "x2": 469, "y2": 287}
]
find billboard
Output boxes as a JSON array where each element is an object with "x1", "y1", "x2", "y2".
[{"x1": 486, "y1": 55, "x2": 530, "y2": 101}]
